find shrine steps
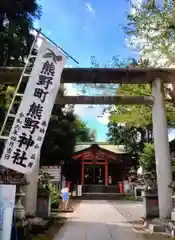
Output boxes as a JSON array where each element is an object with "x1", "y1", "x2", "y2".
[
  {"x1": 82, "y1": 184, "x2": 119, "y2": 194},
  {"x1": 72, "y1": 184, "x2": 123, "y2": 200},
  {"x1": 74, "y1": 193, "x2": 123, "y2": 200}
]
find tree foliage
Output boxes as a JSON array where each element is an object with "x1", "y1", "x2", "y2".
[
  {"x1": 40, "y1": 105, "x2": 76, "y2": 166},
  {"x1": 0, "y1": 85, "x2": 16, "y2": 157},
  {"x1": 108, "y1": 59, "x2": 175, "y2": 152},
  {"x1": 107, "y1": 123, "x2": 139, "y2": 152},
  {"x1": 123, "y1": 0, "x2": 175, "y2": 103},
  {"x1": 139, "y1": 143, "x2": 155, "y2": 172},
  {"x1": 110, "y1": 83, "x2": 175, "y2": 128},
  {"x1": 75, "y1": 116, "x2": 94, "y2": 142},
  {"x1": 124, "y1": 0, "x2": 175, "y2": 66},
  {"x1": 0, "y1": 85, "x2": 15, "y2": 126},
  {"x1": 0, "y1": 0, "x2": 41, "y2": 66},
  {"x1": 109, "y1": 59, "x2": 175, "y2": 128},
  {"x1": 107, "y1": 121, "x2": 154, "y2": 154}
]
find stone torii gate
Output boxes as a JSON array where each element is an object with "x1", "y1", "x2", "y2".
[{"x1": 0, "y1": 67, "x2": 175, "y2": 219}]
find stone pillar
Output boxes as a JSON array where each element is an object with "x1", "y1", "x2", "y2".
[
  {"x1": 152, "y1": 79, "x2": 172, "y2": 219},
  {"x1": 11, "y1": 176, "x2": 30, "y2": 240},
  {"x1": 15, "y1": 183, "x2": 26, "y2": 220},
  {"x1": 24, "y1": 153, "x2": 40, "y2": 216}
]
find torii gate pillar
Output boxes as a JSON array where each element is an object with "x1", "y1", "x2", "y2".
[{"x1": 152, "y1": 79, "x2": 172, "y2": 219}]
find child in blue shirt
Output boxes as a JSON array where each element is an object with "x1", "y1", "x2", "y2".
[{"x1": 62, "y1": 187, "x2": 69, "y2": 210}]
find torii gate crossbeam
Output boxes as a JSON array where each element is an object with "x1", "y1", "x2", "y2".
[{"x1": 56, "y1": 96, "x2": 154, "y2": 105}]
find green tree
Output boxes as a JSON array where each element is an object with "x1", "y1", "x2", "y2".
[
  {"x1": 124, "y1": 0, "x2": 175, "y2": 66},
  {"x1": 107, "y1": 121, "x2": 154, "y2": 153},
  {"x1": 107, "y1": 122, "x2": 139, "y2": 152},
  {"x1": 0, "y1": 85, "x2": 16, "y2": 156},
  {"x1": 110, "y1": 84, "x2": 175, "y2": 128},
  {"x1": 89, "y1": 56, "x2": 175, "y2": 129},
  {"x1": 41, "y1": 104, "x2": 76, "y2": 166},
  {"x1": 123, "y1": 0, "x2": 175, "y2": 103},
  {"x1": 0, "y1": 85, "x2": 15, "y2": 125},
  {"x1": 108, "y1": 59, "x2": 175, "y2": 128},
  {"x1": 89, "y1": 56, "x2": 175, "y2": 153},
  {"x1": 0, "y1": 0, "x2": 41, "y2": 66},
  {"x1": 139, "y1": 143, "x2": 155, "y2": 172},
  {"x1": 75, "y1": 117, "x2": 92, "y2": 142}
]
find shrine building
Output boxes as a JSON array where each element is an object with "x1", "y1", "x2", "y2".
[{"x1": 63, "y1": 142, "x2": 136, "y2": 194}]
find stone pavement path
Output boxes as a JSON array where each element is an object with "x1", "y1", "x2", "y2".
[
  {"x1": 53, "y1": 200, "x2": 159, "y2": 240},
  {"x1": 110, "y1": 200, "x2": 144, "y2": 222}
]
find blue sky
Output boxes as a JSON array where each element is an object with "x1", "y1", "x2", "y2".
[
  {"x1": 35, "y1": 0, "x2": 175, "y2": 141},
  {"x1": 36, "y1": 0, "x2": 135, "y2": 67}
]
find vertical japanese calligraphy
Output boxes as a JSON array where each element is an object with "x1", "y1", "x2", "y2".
[{"x1": 0, "y1": 39, "x2": 67, "y2": 174}]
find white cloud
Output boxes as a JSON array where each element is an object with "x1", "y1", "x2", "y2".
[{"x1": 85, "y1": 2, "x2": 95, "y2": 15}]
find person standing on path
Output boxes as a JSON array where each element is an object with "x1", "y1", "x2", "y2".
[{"x1": 62, "y1": 187, "x2": 69, "y2": 210}]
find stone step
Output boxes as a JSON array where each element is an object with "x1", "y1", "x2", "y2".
[
  {"x1": 74, "y1": 193, "x2": 123, "y2": 200},
  {"x1": 82, "y1": 185, "x2": 119, "y2": 193}
]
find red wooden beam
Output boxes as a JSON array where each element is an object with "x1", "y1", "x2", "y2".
[
  {"x1": 105, "y1": 159, "x2": 108, "y2": 185},
  {"x1": 84, "y1": 162, "x2": 106, "y2": 165},
  {"x1": 84, "y1": 154, "x2": 106, "y2": 160},
  {"x1": 72, "y1": 147, "x2": 119, "y2": 161},
  {"x1": 98, "y1": 149, "x2": 117, "y2": 160},
  {"x1": 81, "y1": 154, "x2": 84, "y2": 185}
]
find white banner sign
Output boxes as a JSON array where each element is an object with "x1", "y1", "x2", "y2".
[
  {"x1": 0, "y1": 40, "x2": 67, "y2": 174},
  {"x1": 0, "y1": 185, "x2": 16, "y2": 240}
]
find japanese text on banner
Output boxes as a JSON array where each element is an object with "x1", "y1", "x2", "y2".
[{"x1": 0, "y1": 40, "x2": 67, "y2": 174}]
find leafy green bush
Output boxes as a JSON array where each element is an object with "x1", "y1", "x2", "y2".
[
  {"x1": 38, "y1": 169, "x2": 61, "y2": 209},
  {"x1": 50, "y1": 184, "x2": 61, "y2": 209},
  {"x1": 139, "y1": 143, "x2": 155, "y2": 172}
]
